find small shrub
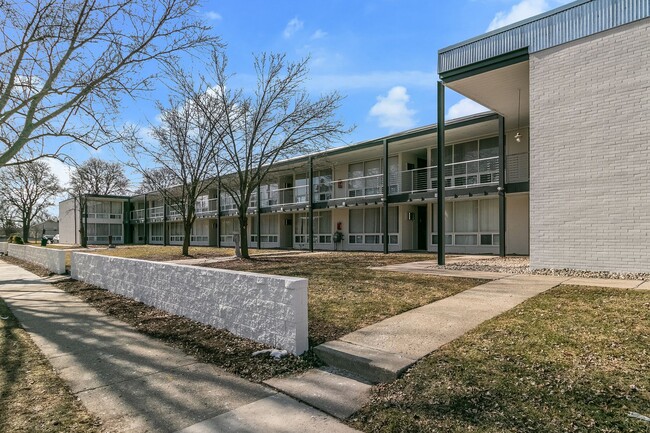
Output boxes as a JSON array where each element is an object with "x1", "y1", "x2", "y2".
[{"x1": 11, "y1": 235, "x2": 24, "y2": 244}]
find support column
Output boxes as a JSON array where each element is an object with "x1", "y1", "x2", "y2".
[
  {"x1": 308, "y1": 156, "x2": 314, "y2": 252},
  {"x1": 216, "y1": 187, "x2": 221, "y2": 248},
  {"x1": 125, "y1": 198, "x2": 131, "y2": 244},
  {"x1": 163, "y1": 198, "x2": 168, "y2": 246},
  {"x1": 437, "y1": 81, "x2": 446, "y2": 266},
  {"x1": 144, "y1": 193, "x2": 148, "y2": 245},
  {"x1": 498, "y1": 115, "x2": 506, "y2": 257},
  {"x1": 256, "y1": 187, "x2": 261, "y2": 250},
  {"x1": 382, "y1": 139, "x2": 389, "y2": 254}
]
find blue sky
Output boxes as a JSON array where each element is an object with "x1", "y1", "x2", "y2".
[{"x1": 48, "y1": 0, "x2": 572, "y2": 198}]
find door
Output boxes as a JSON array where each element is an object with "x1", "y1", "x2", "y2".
[{"x1": 417, "y1": 205, "x2": 427, "y2": 250}]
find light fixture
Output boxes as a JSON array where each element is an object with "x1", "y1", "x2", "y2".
[{"x1": 515, "y1": 88, "x2": 522, "y2": 143}]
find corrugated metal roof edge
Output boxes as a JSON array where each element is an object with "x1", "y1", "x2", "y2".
[{"x1": 438, "y1": 0, "x2": 589, "y2": 56}]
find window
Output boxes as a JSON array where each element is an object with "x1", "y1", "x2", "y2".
[
  {"x1": 294, "y1": 211, "x2": 332, "y2": 244},
  {"x1": 348, "y1": 207, "x2": 398, "y2": 245},
  {"x1": 251, "y1": 215, "x2": 279, "y2": 243},
  {"x1": 432, "y1": 198, "x2": 499, "y2": 247}
]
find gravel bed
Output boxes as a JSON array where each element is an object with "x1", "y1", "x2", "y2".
[{"x1": 438, "y1": 256, "x2": 650, "y2": 280}]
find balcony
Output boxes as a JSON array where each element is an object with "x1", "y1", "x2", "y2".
[
  {"x1": 147, "y1": 206, "x2": 164, "y2": 220},
  {"x1": 195, "y1": 198, "x2": 219, "y2": 217},
  {"x1": 130, "y1": 209, "x2": 145, "y2": 221}
]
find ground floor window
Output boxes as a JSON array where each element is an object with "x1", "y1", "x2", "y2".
[
  {"x1": 294, "y1": 210, "x2": 332, "y2": 244},
  {"x1": 220, "y1": 218, "x2": 237, "y2": 243},
  {"x1": 348, "y1": 207, "x2": 399, "y2": 245},
  {"x1": 169, "y1": 222, "x2": 184, "y2": 242},
  {"x1": 150, "y1": 223, "x2": 164, "y2": 242},
  {"x1": 190, "y1": 220, "x2": 209, "y2": 242},
  {"x1": 86, "y1": 223, "x2": 123, "y2": 242},
  {"x1": 432, "y1": 198, "x2": 499, "y2": 246},
  {"x1": 251, "y1": 214, "x2": 279, "y2": 243}
]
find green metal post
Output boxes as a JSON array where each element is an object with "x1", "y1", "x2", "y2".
[
  {"x1": 308, "y1": 156, "x2": 314, "y2": 252},
  {"x1": 498, "y1": 115, "x2": 506, "y2": 257},
  {"x1": 256, "y1": 187, "x2": 261, "y2": 250},
  {"x1": 383, "y1": 139, "x2": 389, "y2": 254},
  {"x1": 216, "y1": 187, "x2": 221, "y2": 248},
  {"x1": 437, "y1": 81, "x2": 446, "y2": 266}
]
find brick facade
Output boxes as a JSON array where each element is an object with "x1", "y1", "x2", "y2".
[{"x1": 529, "y1": 18, "x2": 650, "y2": 272}]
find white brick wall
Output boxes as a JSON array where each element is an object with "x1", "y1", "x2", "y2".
[
  {"x1": 70, "y1": 253, "x2": 308, "y2": 354},
  {"x1": 529, "y1": 18, "x2": 650, "y2": 273},
  {"x1": 7, "y1": 244, "x2": 67, "y2": 274},
  {"x1": 0, "y1": 242, "x2": 7, "y2": 255}
]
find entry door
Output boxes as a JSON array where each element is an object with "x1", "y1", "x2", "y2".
[{"x1": 417, "y1": 205, "x2": 427, "y2": 250}]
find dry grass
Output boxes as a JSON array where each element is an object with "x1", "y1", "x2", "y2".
[
  {"x1": 351, "y1": 285, "x2": 650, "y2": 432},
  {"x1": 0, "y1": 299, "x2": 101, "y2": 433},
  {"x1": 82, "y1": 244, "x2": 273, "y2": 262},
  {"x1": 205, "y1": 252, "x2": 486, "y2": 345}
]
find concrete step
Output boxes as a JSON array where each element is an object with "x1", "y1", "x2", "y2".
[
  {"x1": 264, "y1": 367, "x2": 372, "y2": 420},
  {"x1": 313, "y1": 340, "x2": 416, "y2": 384}
]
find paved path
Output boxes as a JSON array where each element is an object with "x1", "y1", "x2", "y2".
[{"x1": 0, "y1": 260, "x2": 359, "y2": 433}]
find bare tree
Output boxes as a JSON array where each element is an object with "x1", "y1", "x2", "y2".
[
  {"x1": 135, "y1": 167, "x2": 177, "y2": 194},
  {"x1": 205, "y1": 52, "x2": 349, "y2": 258},
  {"x1": 0, "y1": 161, "x2": 62, "y2": 242},
  {"x1": 126, "y1": 84, "x2": 226, "y2": 256},
  {"x1": 0, "y1": 0, "x2": 217, "y2": 167},
  {"x1": 0, "y1": 202, "x2": 19, "y2": 238},
  {"x1": 69, "y1": 157, "x2": 129, "y2": 247}
]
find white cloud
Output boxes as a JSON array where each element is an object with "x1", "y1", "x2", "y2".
[
  {"x1": 369, "y1": 86, "x2": 417, "y2": 132},
  {"x1": 310, "y1": 29, "x2": 327, "y2": 40},
  {"x1": 283, "y1": 17, "x2": 304, "y2": 39},
  {"x1": 44, "y1": 157, "x2": 73, "y2": 216},
  {"x1": 487, "y1": 0, "x2": 549, "y2": 31},
  {"x1": 446, "y1": 98, "x2": 490, "y2": 119},
  {"x1": 205, "y1": 11, "x2": 222, "y2": 20}
]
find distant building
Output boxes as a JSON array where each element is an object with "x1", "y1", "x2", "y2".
[{"x1": 30, "y1": 220, "x2": 59, "y2": 241}]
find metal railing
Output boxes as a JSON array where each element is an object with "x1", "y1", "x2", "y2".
[
  {"x1": 147, "y1": 206, "x2": 164, "y2": 219},
  {"x1": 86, "y1": 235, "x2": 123, "y2": 243},
  {"x1": 130, "y1": 209, "x2": 145, "y2": 220},
  {"x1": 86, "y1": 213, "x2": 122, "y2": 220},
  {"x1": 195, "y1": 198, "x2": 219, "y2": 216},
  {"x1": 328, "y1": 173, "x2": 384, "y2": 201}
]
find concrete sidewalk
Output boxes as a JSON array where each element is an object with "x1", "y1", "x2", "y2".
[
  {"x1": 0, "y1": 260, "x2": 359, "y2": 433},
  {"x1": 269, "y1": 273, "x2": 571, "y2": 419}
]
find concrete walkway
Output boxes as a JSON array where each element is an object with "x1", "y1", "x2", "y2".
[
  {"x1": 0, "y1": 260, "x2": 359, "y2": 433},
  {"x1": 269, "y1": 273, "x2": 572, "y2": 419}
]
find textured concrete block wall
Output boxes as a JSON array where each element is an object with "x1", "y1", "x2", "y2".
[
  {"x1": 529, "y1": 18, "x2": 650, "y2": 272},
  {"x1": 7, "y1": 244, "x2": 66, "y2": 274},
  {"x1": 0, "y1": 242, "x2": 7, "y2": 255},
  {"x1": 71, "y1": 253, "x2": 308, "y2": 354}
]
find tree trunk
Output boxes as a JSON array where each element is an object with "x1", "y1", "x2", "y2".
[
  {"x1": 22, "y1": 219, "x2": 29, "y2": 243},
  {"x1": 182, "y1": 220, "x2": 192, "y2": 256},
  {"x1": 238, "y1": 215, "x2": 249, "y2": 259}
]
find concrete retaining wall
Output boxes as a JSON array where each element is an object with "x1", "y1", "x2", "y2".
[
  {"x1": 7, "y1": 244, "x2": 67, "y2": 274},
  {"x1": 0, "y1": 242, "x2": 7, "y2": 255},
  {"x1": 70, "y1": 253, "x2": 308, "y2": 354}
]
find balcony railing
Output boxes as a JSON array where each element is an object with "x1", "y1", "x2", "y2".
[
  {"x1": 130, "y1": 209, "x2": 145, "y2": 220},
  {"x1": 328, "y1": 174, "x2": 384, "y2": 201},
  {"x1": 147, "y1": 206, "x2": 164, "y2": 219},
  {"x1": 86, "y1": 213, "x2": 122, "y2": 220},
  {"x1": 195, "y1": 198, "x2": 219, "y2": 216},
  {"x1": 86, "y1": 235, "x2": 123, "y2": 243}
]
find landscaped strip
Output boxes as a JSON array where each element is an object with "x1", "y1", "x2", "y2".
[
  {"x1": 0, "y1": 298, "x2": 101, "y2": 433},
  {"x1": 204, "y1": 252, "x2": 487, "y2": 345},
  {"x1": 351, "y1": 285, "x2": 650, "y2": 433}
]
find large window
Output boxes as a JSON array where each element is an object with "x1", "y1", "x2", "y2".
[
  {"x1": 220, "y1": 218, "x2": 236, "y2": 243},
  {"x1": 191, "y1": 220, "x2": 209, "y2": 242},
  {"x1": 431, "y1": 137, "x2": 500, "y2": 188},
  {"x1": 86, "y1": 223, "x2": 122, "y2": 242},
  {"x1": 251, "y1": 215, "x2": 279, "y2": 243},
  {"x1": 169, "y1": 222, "x2": 184, "y2": 242},
  {"x1": 432, "y1": 198, "x2": 499, "y2": 246},
  {"x1": 294, "y1": 211, "x2": 332, "y2": 244},
  {"x1": 150, "y1": 223, "x2": 164, "y2": 242},
  {"x1": 348, "y1": 159, "x2": 381, "y2": 197},
  {"x1": 87, "y1": 201, "x2": 122, "y2": 219},
  {"x1": 349, "y1": 207, "x2": 399, "y2": 245}
]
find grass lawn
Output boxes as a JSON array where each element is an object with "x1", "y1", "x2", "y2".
[
  {"x1": 204, "y1": 252, "x2": 486, "y2": 346},
  {"x1": 351, "y1": 285, "x2": 650, "y2": 433},
  {"x1": 78, "y1": 245, "x2": 274, "y2": 261},
  {"x1": 0, "y1": 299, "x2": 101, "y2": 433}
]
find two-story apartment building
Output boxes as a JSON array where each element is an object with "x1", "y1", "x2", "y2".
[{"x1": 59, "y1": 0, "x2": 650, "y2": 273}]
